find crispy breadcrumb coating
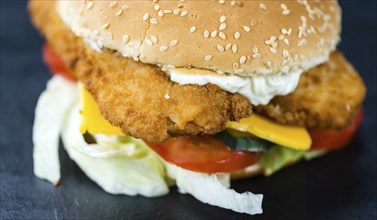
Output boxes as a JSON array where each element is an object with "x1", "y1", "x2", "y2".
[
  {"x1": 256, "y1": 51, "x2": 366, "y2": 129},
  {"x1": 29, "y1": 0, "x2": 252, "y2": 143}
]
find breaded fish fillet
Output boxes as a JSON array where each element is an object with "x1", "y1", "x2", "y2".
[
  {"x1": 29, "y1": 0, "x2": 252, "y2": 143},
  {"x1": 256, "y1": 51, "x2": 366, "y2": 129}
]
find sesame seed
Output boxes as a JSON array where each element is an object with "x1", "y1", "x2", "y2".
[
  {"x1": 101, "y1": 23, "x2": 110, "y2": 30},
  {"x1": 204, "y1": 30, "x2": 210, "y2": 38},
  {"x1": 298, "y1": 39, "x2": 307, "y2": 46},
  {"x1": 109, "y1": 1, "x2": 117, "y2": 8},
  {"x1": 301, "y1": 15, "x2": 307, "y2": 23},
  {"x1": 235, "y1": 69, "x2": 244, "y2": 74},
  {"x1": 87, "y1": 2, "x2": 93, "y2": 9},
  {"x1": 121, "y1": 5, "x2": 130, "y2": 10},
  {"x1": 159, "y1": 46, "x2": 168, "y2": 52},
  {"x1": 232, "y1": 44, "x2": 238, "y2": 54},
  {"x1": 284, "y1": 38, "x2": 290, "y2": 45},
  {"x1": 252, "y1": 46, "x2": 259, "y2": 53},
  {"x1": 252, "y1": 53, "x2": 261, "y2": 59},
  {"x1": 282, "y1": 10, "x2": 290, "y2": 15},
  {"x1": 158, "y1": 10, "x2": 164, "y2": 17},
  {"x1": 266, "y1": 61, "x2": 272, "y2": 68},
  {"x1": 283, "y1": 49, "x2": 289, "y2": 57},
  {"x1": 240, "y1": 56, "x2": 247, "y2": 64},
  {"x1": 217, "y1": 45, "x2": 225, "y2": 52},
  {"x1": 122, "y1": 35, "x2": 130, "y2": 44},
  {"x1": 181, "y1": 11, "x2": 188, "y2": 16},
  {"x1": 190, "y1": 26, "x2": 197, "y2": 33},
  {"x1": 170, "y1": 40, "x2": 178, "y2": 47},
  {"x1": 151, "y1": 35, "x2": 158, "y2": 43},
  {"x1": 211, "y1": 31, "x2": 218, "y2": 38},
  {"x1": 269, "y1": 48, "x2": 277, "y2": 54},
  {"x1": 259, "y1": 3, "x2": 267, "y2": 11},
  {"x1": 242, "y1": 26, "x2": 250, "y2": 32},
  {"x1": 116, "y1": 9, "x2": 123, "y2": 16},
  {"x1": 225, "y1": 43, "x2": 232, "y2": 51},
  {"x1": 309, "y1": 26, "x2": 316, "y2": 34},
  {"x1": 150, "y1": 18, "x2": 158, "y2": 24},
  {"x1": 220, "y1": 16, "x2": 226, "y2": 23},
  {"x1": 143, "y1": 13, "x2": 149, "y2": 21},
  {"x1": 250, "y1": 19, "x2": 257, "y2": 26},
  {"x1": 281, "y1": 66, "x2": 289, "y2": 73},
  {"x1": 219, "y1": 32, "x2": 226, "y2": 39},
  {"x1": 204, "y1": 55, "x2": 213, "y2": 62},
  {"x1": 154, "y1": 5, "x2": 160, "y2": 11},
  {"x1": 234, "y1": 31, "x2": 240, "y2": 39},
  {"x1": 173, "y1": 9, "x2": 180, "y2": 15},
  {"x1": 219, "y1": 23, "x2": 227, "y2": 30},
  {"x1": 146, "y1": 39, "x2": 153, "y2": 46}
]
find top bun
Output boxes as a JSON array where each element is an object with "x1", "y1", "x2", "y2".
[{"x1": 56, "y1": 0, "x2": 341, "y2": 76}]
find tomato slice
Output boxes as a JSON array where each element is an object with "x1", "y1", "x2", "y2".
[
  {"x1": 309, "y1": 108, "x2": 364, "y2": 151},
  {"x1": 42, "y1": 44, "x2": 76, "y2": 81},
  {"x1": 148, "y1": 135, "x2": 260, "y2": 173}
]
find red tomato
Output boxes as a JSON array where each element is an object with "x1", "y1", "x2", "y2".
[
  {"x1": 148, "y1": 135, "x2": 260, "y2": 173},
  {"x1": 42, "y1": 44, "x2": 76, "y2": 81},
  {"x1": 309, "y1": 108, "x2": 364, "y2": 151}
]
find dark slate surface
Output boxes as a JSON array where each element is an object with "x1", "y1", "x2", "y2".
[{"x1": 1, "y1": 1, "x2": 376, "y2": 219}]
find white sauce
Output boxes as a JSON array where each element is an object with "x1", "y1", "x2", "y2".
[
  {"x1": 81, "y1": 39, "x2": 302, "y2": 106},
  {"x1": 166, "y1": 68, "x2": 303, "y2": 106}
]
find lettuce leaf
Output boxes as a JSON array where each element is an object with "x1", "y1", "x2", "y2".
[
  {"x1": 260, "y1": 146, "x2": 305, "y2": 176},
  {"x1": 33, "y1": 76, "x2": 78, "y2": 185},
  {"x1": 215, "y1": 131, "x2": 273, "y2": 152},
  {"x1": 165, "y1": 164, "x2": 263, "y2": 215},
  {"x1": 61, "y1": 104, "x2": 169, "y2": 197},
  {"x1": 304, "y1": 150, "x2": 327, "y2": 160}
]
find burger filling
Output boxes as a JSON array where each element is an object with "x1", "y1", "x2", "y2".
[{"x1": 32, "y1": 44, "x2": 364, "y2": 215}]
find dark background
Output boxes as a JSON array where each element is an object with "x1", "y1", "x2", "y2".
[{"x1": 1, "y1": 1, "x2": 376, "y2": 219}]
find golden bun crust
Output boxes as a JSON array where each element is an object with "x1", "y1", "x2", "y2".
[{"x1": 56, "y1": 0, "x2": 341, "y2": 76}]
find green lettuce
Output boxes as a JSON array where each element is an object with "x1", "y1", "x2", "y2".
[{"x1": 260, "y1": 146, "x2": 305, "y2": 176}]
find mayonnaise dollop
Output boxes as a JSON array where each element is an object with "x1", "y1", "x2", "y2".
[{"x1": 166, "y1": 68, "x2": 302, "y2": 106}]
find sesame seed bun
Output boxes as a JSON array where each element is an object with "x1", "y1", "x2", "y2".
[{"x1": 56, "y1": 0, "x2": 341, "y2": 76}]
